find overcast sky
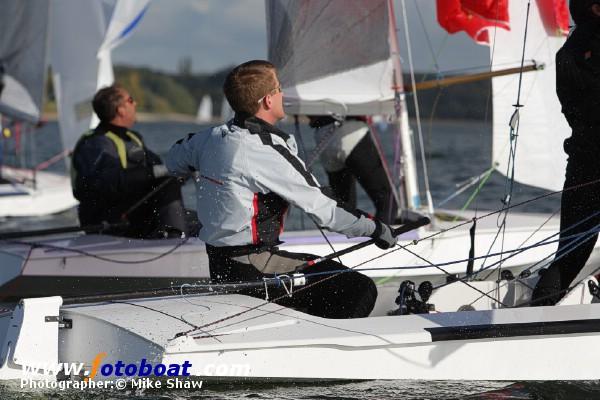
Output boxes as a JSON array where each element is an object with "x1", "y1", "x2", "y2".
[{"x1": 112, "y1": 0, "x2": 488, "y2": 74}]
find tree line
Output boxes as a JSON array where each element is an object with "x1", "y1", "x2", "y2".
[{"x1": 46, "y1": 65, "x2": 492, "y2": 121}]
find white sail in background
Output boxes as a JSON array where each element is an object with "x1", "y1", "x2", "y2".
[
  {"x1": 489, "y1": 1, "x2": 568, "y2": 192},
  {"x1": 0, "y1": 0, "x2": 49, "y2": 124},
  {"x1": 266, "y1": 0, "x2": 395, "y2": 116},
  {"x1": 97, "y1": 1, "x2": 150, "y2": 56},
  {"x1": 221, "y1": 96, "x2": 233, "y2": 122},
  {"x1": 49, "y1": 0, "x2": 149, "y2": 152},
  {"x1": 196, "y1": 95, "x2": 213, "y2": 123}
]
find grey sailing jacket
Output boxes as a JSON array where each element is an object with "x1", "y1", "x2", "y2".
[{"x1": 166, "y1": 116, "x2": 376, "y2": 248}]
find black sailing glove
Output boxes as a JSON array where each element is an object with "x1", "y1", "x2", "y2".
[{"x1": 371, "y1": 219, "x2": 397, "y2": 249}]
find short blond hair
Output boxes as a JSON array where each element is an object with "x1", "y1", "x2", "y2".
[{"x1": 223, "y1": 60, "x2": 278, "y2": 115}]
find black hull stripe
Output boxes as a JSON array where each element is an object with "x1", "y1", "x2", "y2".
[{"x1": 426, "y1": 319, "x2": 600, "y2": 341}]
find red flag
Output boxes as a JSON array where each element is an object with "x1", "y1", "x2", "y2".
[
  {"x1": 536, "y1": 0, "x2": 569, "y2": 36},
  {"x1": 437, "y1": 0, "x2": 510, "y2": 45}
]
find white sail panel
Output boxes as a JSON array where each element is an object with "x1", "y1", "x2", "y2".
[
  {"x1": 97, "y1": 1, "x2": 150, "y2": 56},
  {"x1": 490, "y1": 0, "x2": 569, "y2": 192},
  {"x1": 283, "y1": 59, "x2": 395, "y2": 115},
  {"x1": 49, "y1": 0, "x2": 148, "y2": 152},
  {"x1": 0, "y1": 0, "x2": 49, "y2": 123},
  {"x1": 266, "y1": 0, "x2": 394, "y2": 115},
  {"x1": 196, "y1": 95, "x2": 213, "y2": 123},
  {"x1": 49, "y1": 1, "x2": 113, "y2": 152}
]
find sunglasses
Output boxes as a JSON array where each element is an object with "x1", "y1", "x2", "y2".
[{"x1": 257, "y1": 85, "x2": 282, "y2": 104}]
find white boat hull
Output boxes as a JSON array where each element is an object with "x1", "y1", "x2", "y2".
[
  {"x1": 0, "y1": 166, "x2": 77, "y2": 217},
  {"x1": 0, "y1": 279, "x2": 598, "y2": 382},
  {"x1": 2, "y1": 210, "x2": 600, "y2": 303}
]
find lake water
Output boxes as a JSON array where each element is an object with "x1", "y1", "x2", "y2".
[
  {"x1": 0, "y1": 118, "x2": 561, "y2": 232},
  {"x1": 0, "y1": 119, "x2": 590, "y2": 399}
]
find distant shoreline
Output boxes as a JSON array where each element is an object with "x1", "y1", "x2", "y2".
[
  {"x1": 41, "y1": 112, "x2": 490, "y2": 127},
  {"x1": 42, "y1": 111, "x2": 200, "y2": 124}
]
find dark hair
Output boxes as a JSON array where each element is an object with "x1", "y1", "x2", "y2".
[
  {"x1": 223, "y1": 60, "x2": 278, "y2": 115},
  {"x1": 92, "y1": 84, "x2": 126, "y2": 122}
]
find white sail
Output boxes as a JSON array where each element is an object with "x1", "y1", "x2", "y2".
[
  {"x1": 266, "y1": 0, "x2": 395, "y2": 116},
  {"x1": 0, "y1": 0, "x2": 49, "y2": 124},
  {"x1": 49, "y1": 0, "x2": 149, "y2": 153},
  {"x1": 489, "y1": 1, "x2": 568, "y2": 192},
  {"x1": 97, "y1": 1, "x2": 150, "y2": 56},
  {"x1": 196, "y1": 95, "x2": 213, "y2": 123}
]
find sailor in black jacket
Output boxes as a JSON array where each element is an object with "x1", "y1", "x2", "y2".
[
  {"x1": 72, "y1": 84, "x2": 188, "y2": 238},
  {"x1": 532, "y1": 0, "x2": 600, "y2": 304}
]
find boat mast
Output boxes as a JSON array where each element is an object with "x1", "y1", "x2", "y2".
[{"x1": 387, "y1": 0, "x2": 420, "y2": 211}]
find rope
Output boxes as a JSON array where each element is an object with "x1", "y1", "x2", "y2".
[
  {"x1": 465, "y1": 225, "x2": 600, "y2": 307},
  {"x1": 437, "y1": 166, "x2": 495, "y2": 208},
  {"x1": 4, "y1": 237, "x2": 189, "y2": 264},
  {"x1": 400, "y1": 0, "x2": 434, "y2": 216}
]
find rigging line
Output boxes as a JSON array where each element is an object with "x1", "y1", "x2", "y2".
[
  {"x1": 308, "y1": 214, "x2": 343, "y2": 266},
  {"x1": 476, "y1": 207, "x2": 560, "y2": 281},
  {"x1": 163, "y1": 226, "x2": 594, "y2": 302},
  {"x1": 4, "y1": 237, "x2": 190, "y2": 264},
  {"x1": 515, "y1": 253, "x2": 600, "y2": 308},
  {"x1": 361, "y1": 223, "x2": 597, "y2": 287},
  {"x1": 490, "y1": 1, "x2": 532, "y2": 287},
  {"x1": 192, "y1": 297, "x2": 393, "y2": 345},
  {"x1": 388, "y1": 0, "x2": 409, "y2": 211},
  {"x1": 437, "y1": 167, "x2": 494, "y2": 207},
  {"x1": 305, "y1": 120, "x2": 341, "y2": 169},
  {"x1": 526, "y1": 224, "x2": 600, "y2": 274},
  {"x1": 110, "y1": 300, "x2": 199, "y2": 330},
  {"x1": 439, "y1": 224, "x2": 600, "y2": 296},
  {"x1": 114, "y1": 298, "x2": 223, "y2": 343},
  {"x1": 412, "y1": 0, "x2": 440, "y2": 75},
  {"x1": 177, "y1": 222, "x2": 433, "y2": 336},
  {"x1": 366, "y1": 118, "x2": 403, "y2": 215},
  {"x1": 425, "y1": 89, "x2": 442, "y2": 174},
  {"x1": 291, "y1": 116, "x2": 342, "y2": 263},
  {"x1": 356, "y1": 177, "x2": 600, "y2": 269},
  {"x1": 400, "y1": 0, "x2": 434, "y2": 217},
  {"x1": 178, "y1": 284, "x2": 211, "y2": 310},
  {"x1": 293, "y1": 116, "x2": 306, "y2": 230},
  {"x1": 467, "y1": 226, "x2": 600, "y2": 306},
  {"x1": 451, "y1": 166, "x2": 496, "y2": 222},
  {"x1": 397, "y1": 243, "x2": 508, "y2": 307},
  {"x1": 176, "y1": 264, "x2": 350, "y2": 337},
  {"x1": 477, "y1": 0, "x2": 500, "y2": 223}
]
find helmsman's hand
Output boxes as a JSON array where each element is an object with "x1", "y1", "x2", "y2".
[
  {"x1": 152, "y1": 164, "x2": 170, "y2": 179},
  {"x1": 371, "y1": 220, "x2": 397, "y2": 249}
]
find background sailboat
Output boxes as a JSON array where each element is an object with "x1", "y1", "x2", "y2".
[
  {"x1": 195, "y1": 94, "x2": 213, "y2": 123},
  {"x1": 0, "y1": 0, "x2": 148, "y2": 218},
  {"x1": 0, "y1": 0, "x2": 74, "y2": 217}
]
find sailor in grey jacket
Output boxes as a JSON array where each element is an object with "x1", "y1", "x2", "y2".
[
  {"x1": 166, "y1": 115, "x2": 379, "y2": 249},
  {"x1": 165, "y1": 60, "x2": 395, "y2": 319}
]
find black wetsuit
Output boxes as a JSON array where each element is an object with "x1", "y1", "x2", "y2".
[
  {"x1": 72, "y1": 122, "x2": 188, "y2": 238},
  {"x1": 532, "y1": 23, "x2": 600, "y2": 305}
]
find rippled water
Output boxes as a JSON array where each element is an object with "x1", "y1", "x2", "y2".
[
  {"x1": 0, "y1": 118, "x2": 560, "y2": 232},
  {"x1": 0, "y1": 120, "x2": 580, "y2": 399},
  {"x1": 3, "y1": 380, "x2": 600, "y2": 399}
]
